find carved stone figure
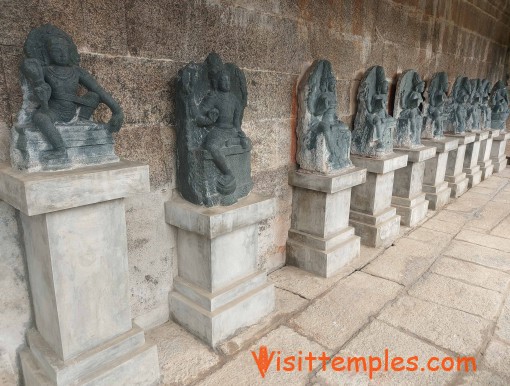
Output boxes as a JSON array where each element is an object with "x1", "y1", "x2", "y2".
[
  {"x1": 11, "y1": 24, "x2": 123, "y2": 172},
  {"x1": 351, "y1": 66, "x2": 396, "y2": 157},
  {"x1": 467, "y1": 79, "x2": 482, "y2": 132},
  {"x1": 445, "y1": 76, "x2": 471, "y2": 134},
  {"x1": 393, "y1": 70, "x2": 425, "y2": 148},
  {"x1": 490, "y1": 80, "x2": 510, "y2": 131},
  {"x1": 296, "y1": 60, "x2": 352, "y2": 173},
  {"x1": 422, "y1": 72, "x2": 448, "y2": 139},
  {"x1": 480, "y1": 79, "x2": 492, "y2": 129},
  {"x1": 175, "y1": 53, "x2": 252, "y2": 207}
]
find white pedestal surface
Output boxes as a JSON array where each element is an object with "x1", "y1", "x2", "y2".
[
  {"x1": 0, "y1": 161, "x2": 160, "y2": 386},
  {"x1": 444, "y1": 133, "x2": 476, "y2": 198},
  {"x1": 477, "y1": 129, "x2": 500, "y2": 180},
  {"x1": 166, "y1": 193, "x2": 276, "y2": 347},
  {"x1": 286, "y1": 167, "x2": 366, "y2": 277},
  {"x1": 421, "y1": 138, "x2": 458, "y2": 210},
  {"x1": 349, "y1": 153, "x2": 408, "y2": 248},
  {"x1": 392, "y1": 146, "x2": 436, "y2": 227},
  {"x1": 463, "y1": 131, "x2": 487, "y2": 188},
  {"x1": 490, "y1": 131, "x2": 510, "y2": 173}
]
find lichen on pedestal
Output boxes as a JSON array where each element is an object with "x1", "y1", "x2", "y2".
[
  {"x1": 296, "y1": 60, "x2": 352, "y2": 174},
  {"x1": 351, "y1": 66, "x2": 396, "y2": 158},
  {"x1": 11, "y1": 24, "x2": 124, "y2": 172}
]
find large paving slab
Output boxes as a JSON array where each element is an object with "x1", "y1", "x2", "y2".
[
  {"x1": 490, "y1": 214, "x2": 510, "y2": 238},
  {"x1": 430, "y1": 257, "x2": 510, "y2": 293},
  {"x1": 405, "y1": 227, "x2": 454, "y2": 247},
  {"x1": 197, "y1": 326, "x2": 327, "y2": 386},
  {"x1": 421, "y1": 217, "x2": 464, "y2": 235},
  {"x1": 291, "y1": 272, "x2": 402, "y2": 350},
  {"x1": 445, "y1": 192, "x2": 492, "y2": 213},
  {"x1": 378, "y1": 295, "x2": 492, "y2": 356},
  {"x1": 432, "y1": 209, "x2": 471, "y2": 224},
  {"x1": 443, "y1": 240, "x2": 510, "y2": 272},
  {"x1": 456, "y1": 229, "x2": 510, "y2": 253},
  {"x1": 464, "y1": 201, "x2": 510, "y2": 232},
  {"x1": 408, "y1": 273, "x2": 503, "y2": 320},
  {"x1": 217, "y1": 288, "x2": 309, "y2": 356},
  {"x1": 492, "y1": 189, "x2": 510, "y2": 204},
  {"x1": 316, "y1": 320, "x2": 456, "y2": 385},
  {"x1": 495, "y1": 295, "x2": 510, "y2": 342},
  {"x1": 455, "y1": 368, "x2": 510, "y2": 385},
  {"x1": 483, "y1": 339, "x2": 510, "y2": 377},
  {"x1": 146, "y1": 321, "x2": 220, "y2": 386}
]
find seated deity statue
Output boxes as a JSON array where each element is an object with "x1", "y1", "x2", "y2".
[
  {"x1": 423, "y1": 72, "x2": 448, "y2": 139},
  {"x1": 11, "y1": 24, "x2": 124, "y2": 172},
  {"x1": 467, "y1": 79, "x2": 482, "y2": 132},
  {"x1": 175, "y1": 53, "x2": 253, "y2": 207},
  {"x1": 352, "y1": 66, "x2": 396, "y2": 157},
  {"x1": 446, "y1": 76, "x2": 471, "y2": 134},
  {"x1": 490, "y1": 80, "x2": 510, "y2": 131},
  {"x1": 479, "y1": 79, "x2": 492, "y2": 129},
  {"x1": 296, "y1": 60, "x2": 352, "y2": 173}
]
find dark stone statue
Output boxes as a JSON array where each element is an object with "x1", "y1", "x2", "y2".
[
  {"x1": 422, "y1": 72, "x2": 448, "y2": 139},
  {"x1": 351, "y1": 66, "x2": 396, "y2": 157},
  {"x1": 393, "y1": 70, "x2": 425, "y2": 148},
  {"x1": 296, "y1": 60, "x2": 352, "y2": 173},
  {"x1": 445, "y1": 76, "x2": 471, "y2": 134},
  {"x1": 11, "y1": 24, "x2": 123, "y2": 172},
  {"x1": 175, "y1": 53, "x2": 252, "y2": 207},
  {"x1": 466, "y1": 79, "x2": 482, "y2": 132},
  {"x1": 490, "y1": 80, "x2": 509, "y2": 131},
  {"x1": 479, "y1": 79, "x2": 492, "y2": 130}
]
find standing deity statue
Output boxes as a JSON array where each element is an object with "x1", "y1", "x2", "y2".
[
  {"x1": 490, "y1": 80, "x2": 510, "y2": 131},
  {"x1": 479, "y1": 79, "x2": 492, "y2": 129},
  {"x1": 175, "y1": 53, "x2": 252, "y2": 207},
  {"x1": 422, "y1": 72, "x2": 448, "y2": 139},
  {"x1": 445, "y1": 76, "x2": 471, "y2": 134},
  {"x1": 467, "y1": 79, "x2": 482, "y2": 132},
  {"x1": 351, "y1": 66, "x2": 396, "y2": 157},
  {"x1": 11, "y1": 24, "x2": 124, "y2": 171},
  {"x1": 393, "y1": 70, "x2": 425, "y2": 148},
  {"x1": 296, "y1": 60, "x2": 352, "y2": 173}
]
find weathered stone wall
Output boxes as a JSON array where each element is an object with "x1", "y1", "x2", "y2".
[{"x1": 1, "y1": 0, "x2": 510, "y2": 383}]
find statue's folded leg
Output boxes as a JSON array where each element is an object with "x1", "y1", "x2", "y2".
[
  {"x1": 78, "y1": 92, "x2": 101, "y2": 119},
  {"x1": 33, "y1": 110, "x2": 66, "y2": 151}
]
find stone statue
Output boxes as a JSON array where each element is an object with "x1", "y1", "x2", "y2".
[
  {"x1": 351, "y1": 66, "x2": 396, "y2": 157},
  {"x1": 490, "y1": 80, "x2": 509, "y2": 131},
  {"x1": 296, "y1": 60, "x2": 352, "y2": 173},
  {"x1": 393, "y1": 70, "x2": 425, "y2": 148},
  {"x1": 445, "y1": 76, "x2": 471, "y2": 134},
  {"x1": 422, "y1": 72, "x2": 448, "y2": 139},
  {"x1": 175, "y1": 52, "x2": 252, "y2": 207},
  {"x1": 479, "y1": 79, "x2": 492, "y2": 129},
  {"x1": 467, "y1": 79, "x2": 482, "y2": 132},
  {"x1": 11, "y1": 24, "x2": 123, "y2": 172}
]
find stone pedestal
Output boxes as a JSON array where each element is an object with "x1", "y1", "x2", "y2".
[
  {"x1": 421, "y1": 138, "x2": 458, "y2": 210},
  {"x1": 349, "y1": 153, "x2": 408, "y2": 248},
  {"x1": 392, "y1": 146, "x2": 436, "y2": 227},
  {"x1": 478, "y1": 129, "x2": 500, "y2": 180},
  {"x1": 286, "y1": 167, "x2": 366, "y2": 277},
  {"x1": 0, "y1": 161, "x2": 160, "y2": 386},
  {"x1": 463, "y1": 131, "x2": 487, "y2": 188},
  {"x1": 491, "y1": 131, "x2": 510, "y2": 172},
  {"x1": 444, "y1": 133, "x2": 475, "y2": 198},
  {"x1": 166, "y1": 193, "x2": 275, "y2": 347}
]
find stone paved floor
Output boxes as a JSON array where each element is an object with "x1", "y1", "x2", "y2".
[{"x1": 147, "y1": 166, "x2": 510, "y2": 386}]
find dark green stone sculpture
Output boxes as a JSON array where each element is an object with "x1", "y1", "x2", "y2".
[
  {"x1": 490, "y1": 80, "x2": 509, "y2": 131},
  {"x1": 296, "y1": 60, "x2": 352, "y2": 173},
  {"x1": 393, "y1": 70, "x2": 425, "y2": 148},
  {"x1": 467, "y1": 79, "x2": 482, "y2": 132},
  {"x1": 446, "y1": 76, "x2": 471, "y2": 134},
  {"x1": 479, "y1": 79, "x2": 492, "y2": 129},
  {"x1": 175, "y1": 53, "x2": 252, "y2": 207},
  {"x1": 351, "y1": 66, "x2": 396, "y2": 157},
  {"x1": 423, "y1": 72, "x2": 448, "y2": 139},
  {"x1": 11, "y1": 24, "x2": 124, "y2": 172}
]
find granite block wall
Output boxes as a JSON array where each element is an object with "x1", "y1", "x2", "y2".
[{"x1": 1, "y1": 0, "x2": 510, "y2": 383}]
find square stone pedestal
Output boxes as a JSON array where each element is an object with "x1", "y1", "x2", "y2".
[
  {"x1": 392, "y1": 146, "x2": 436, "y2": 227},
  {"x1": 463, "y1": 131, "x2": 487, "y2": 188},
  {"x1": 421, "y1": 138, "x2": 458, "y2": 210},
  {"x1": 166, "y1": 193, "x2": 276, "y2": 347},
  {"x1": 286, "y1": 167, "x2": 366, "y2": 277},
  {"x1": 444, "y1": 133, "x2": 476, "y2": 197},
  {"x1": 478, "y1": 129, "x2": 500, "y2": 180},
  {"x1": 349, "y1": 153, "x2": 408, "y2": 248},
  {"x1": 0, "y1": 161, "x2": 160, "y2": 386},
  {"x1": 490, "y1": 131, "x2": 510, "y2": 173}
]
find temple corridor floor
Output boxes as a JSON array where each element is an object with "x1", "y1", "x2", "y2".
[{"x1": 147, "y1": 166, "x2": 510, "y2": 386}]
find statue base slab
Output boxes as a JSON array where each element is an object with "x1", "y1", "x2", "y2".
[
  {"x1": 349, "y1": 154, "x2": 408, "y2": 247},
  {"x1": 392, "y1": 146, "x2": 436, "y2": 227},
  {"x1": 421, "y1": 138, "x2": 458, "y2": 210},
  {"x1": 165, "y1": 193, "x2": 275, "y2": 347},
  {"x1": 444, "y1": 133, "x2": 475, "y2": 197},
  {"x1": 491, "y1": 131, "x2": 510, "y2": 173},
  {"x1": 0, "y1": 161, "x2": 160, "y2": 386},
  {"x1": 286, "y1": 167, "x2": 366, "y2": 277}
]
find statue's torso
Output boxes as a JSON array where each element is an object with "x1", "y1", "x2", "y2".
[{"x1": 44, "y1": 65, "x2": 81, "y2": 122}]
